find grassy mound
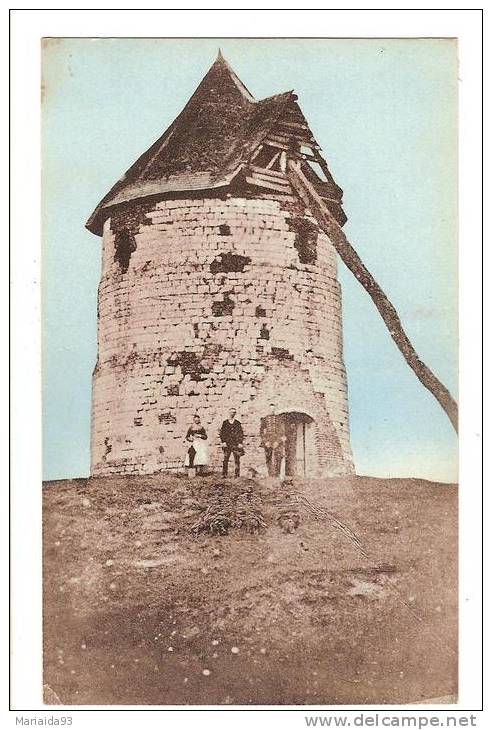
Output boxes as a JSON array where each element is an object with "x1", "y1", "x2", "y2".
[{"x1": 43, "y1": 474, "x2": 457, "y2": 705}]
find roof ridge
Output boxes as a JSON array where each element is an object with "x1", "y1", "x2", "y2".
[
  {"x1": 213, "y1": 52, "x2": 256, "y2": 103},
  {"x1": 258, "y1": 90, "x2": 295, "y2": 104}
]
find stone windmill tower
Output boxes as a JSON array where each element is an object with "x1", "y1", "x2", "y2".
[{"x1": 86, "y1": 52, "x2": 356, "y2": 478}]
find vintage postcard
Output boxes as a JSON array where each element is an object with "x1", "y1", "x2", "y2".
[{"x1": 40, "y1": 37, "x2": 460, "y2": 707}]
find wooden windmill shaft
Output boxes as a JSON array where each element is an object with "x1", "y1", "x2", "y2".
[{"x1": 287, "y1": 158, "x2": 459, "y2": 434}]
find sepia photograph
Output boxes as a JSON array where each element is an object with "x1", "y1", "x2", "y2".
[{"x1": 40, "y1": 37, "x2": 459, "y2": 707}]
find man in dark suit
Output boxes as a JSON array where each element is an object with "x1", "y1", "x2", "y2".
[{"x1": 220, "y1": 408, "x2": 244, "y2": 478}]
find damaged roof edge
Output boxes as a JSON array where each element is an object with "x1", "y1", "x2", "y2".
[{"x1": 85, "y1": 169, "x2": 243, "y2": 236}]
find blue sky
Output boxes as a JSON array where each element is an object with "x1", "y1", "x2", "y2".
[{"x1": 42, "y1": 38, "x2": 458, "y2": 482}]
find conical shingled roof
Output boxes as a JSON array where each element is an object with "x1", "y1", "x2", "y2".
[{"x1": 86, "y1": 53, "x2": 343, "y2": 235}]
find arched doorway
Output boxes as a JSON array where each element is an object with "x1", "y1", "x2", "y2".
[
  {"x1": 259, "y1": 410, "x2": 315, "y2": 478},
  {"x1": 280, "y1": 411, "x2": 314, "y2": 477}
]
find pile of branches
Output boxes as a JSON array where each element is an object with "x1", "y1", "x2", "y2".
[
  {"x1": 292, "y1": 492, "x2": 370, "y2": 559},
  {"x1": 191, "y1": 487, "x2": 266, "y2": 536}
]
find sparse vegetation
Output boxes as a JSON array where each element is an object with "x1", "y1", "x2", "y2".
[{"x1": 43, "y1": 474, "x2": 457, "y2": 705}]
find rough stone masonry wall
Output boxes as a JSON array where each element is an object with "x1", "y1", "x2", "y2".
[{"x1": 91, "y1": 194, "x2": 354, "y2": 477}]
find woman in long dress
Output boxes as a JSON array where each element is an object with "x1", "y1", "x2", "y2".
[{"x1": 184, "y1": 414, "x2": 208, "y2": 477}]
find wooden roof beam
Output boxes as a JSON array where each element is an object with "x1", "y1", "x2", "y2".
[{"x1": 245, "y1": 176, "x2": 292, "y2": 194}]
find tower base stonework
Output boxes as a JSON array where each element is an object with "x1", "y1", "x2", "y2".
[{"x1": 91, "y1": 194, "x2": 353, "y2": 478}]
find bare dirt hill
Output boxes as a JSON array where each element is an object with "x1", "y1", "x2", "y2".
[{"x1": 43, "y1": 474, "x2": 457, "y2": 705}]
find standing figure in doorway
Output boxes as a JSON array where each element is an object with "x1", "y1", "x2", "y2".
[
  {"x1": 260, "y1": 403, "x2": 286, "y2": 477},
  {"x1": 184, "y1": 414, "x2": 208, "y2": 477},
  {"x1": 220, "y1": 408, "x2": 244, "y2": 478}
]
